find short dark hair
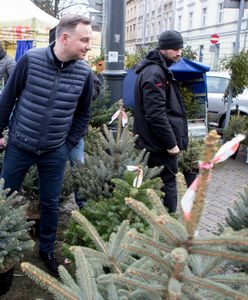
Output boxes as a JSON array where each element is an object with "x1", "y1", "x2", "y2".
[{"x1": 56, "y1": 14, "x2": 91, "y2": 38}]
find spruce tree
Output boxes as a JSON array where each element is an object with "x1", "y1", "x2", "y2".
[
  {"x1": 21, "y1": 130, "x2": 248, "y2": 299},
  {"x1": 0, "y1": 179, "x2": 35, "y2": 272},
  {"x1": 63, "y1": 170, "x2": 164, "y2": 249},
  {"x1": 224, "y1": 186, "x2": 248, "y2": 231},
  {"x1": 73, "y1": 101, "x2": 163, "y2": 202}
]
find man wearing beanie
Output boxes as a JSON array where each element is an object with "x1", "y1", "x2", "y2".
[{"x1": 133, "y1": 30, "x2": 188, "y2": 213}]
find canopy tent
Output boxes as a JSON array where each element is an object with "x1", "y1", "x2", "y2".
[
  {"x1": 0, "y1": 0, "x2": 58, "y2": 54},
  {"x1": 123, "y1": 58, "x2": 210, "y2": 107}
]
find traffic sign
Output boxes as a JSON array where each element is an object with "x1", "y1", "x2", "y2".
[{"x1": 210, "y1": 34, "x2": 219, "y2": 44}]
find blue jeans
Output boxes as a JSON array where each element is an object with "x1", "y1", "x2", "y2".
[
  {"x1": 1, "y1": 142, "x2": 69, "y2": 253},
  {"x1": 69, "y1": 138, "x2": 86, "y2": 208}
]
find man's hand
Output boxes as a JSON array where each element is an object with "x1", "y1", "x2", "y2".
[
  {"x1": 167, "y1": 145, "x2": 180, "y2": 155},
  {"x1": 0, "y1": 137, "x2": 7, "y2": 152}
]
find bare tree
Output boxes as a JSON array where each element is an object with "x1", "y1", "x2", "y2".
[{"x1": 32, "y1": 0, "x2": 90, "y2": 18}]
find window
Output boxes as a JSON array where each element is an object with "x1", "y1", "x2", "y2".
[
  {"x1": 202, "y1": 7, "x2": 207, "y2": 27},
  {"x1": 158, "y1": 21, "x2": 161, "y2": 35},
  {"x1": 218, "y1": 2, "x2": 224, "y2": 23},
  {"x1": 168, "y1": 16, "x2": 172, "y2": 29},
  {"x1": 189, "y1": 12, "x2": 193, "y2": 30},
  {"x1": 133, "y1": 24, "x2": 136, "y2": 38},
  {"x1": 207, "y1": 76, "x2": 229, "y2": 93},
  {"x1": 199, "y1": 45, "x2": 204, "y2": 62},
  {"x1": 178, "y1": 15, "x2": 182, "y2": 32}
]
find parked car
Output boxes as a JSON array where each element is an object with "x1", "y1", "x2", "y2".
[{"x1": 206, "y1": 71, "x2": 248, "y2": 128}]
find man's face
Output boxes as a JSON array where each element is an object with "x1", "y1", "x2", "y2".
[
  {"x1": 64, "y1": 23, "x2": 93, "y2": 60},
  {"x1": 161, "y1": 49, "x2": 182, "y2": 63}
]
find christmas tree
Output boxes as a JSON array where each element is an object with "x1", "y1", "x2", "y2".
[
  {"x1": 64, "y1": 169, "x2": 164, "y2": 249},
  {"x1": 0, "y1": 179, "x2": 35, "y2": 272},
  {"x1": 73, "y1": 101, "x2": 163, "y2": 202},
  {"x1": 21, "y1": 131, "x2": 248, "y2": 299}
]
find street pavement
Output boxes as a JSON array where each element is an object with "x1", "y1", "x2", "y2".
[{"x1": 198, "y1": 146, "x2": 248, "y2": 236}]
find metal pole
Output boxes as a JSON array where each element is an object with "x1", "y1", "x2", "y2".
[
  {"x1": 224, "y1": 0, "x2": 245, "y2": 140},
  {"x1": 102, "y1": 0, "x2": 127, "y2": 105},
  {"x1": 143, "y1": 0, "x2": 148, "y2": 46},
  {"x1": 234, "y1": 0, "x2": 245, "y2": 53}
]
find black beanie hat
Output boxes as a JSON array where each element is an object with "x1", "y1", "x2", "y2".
[{"x1": 158, "y1": 30, "x2": 184, "y2": 50}]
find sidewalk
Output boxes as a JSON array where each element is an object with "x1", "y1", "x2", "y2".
[{"x1": 199, "y1": 147, "x2": 248, "y2": 236}]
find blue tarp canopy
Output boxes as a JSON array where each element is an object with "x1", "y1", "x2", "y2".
[
  {"x1": 170, "y1": 58, "x2": 210, "y2": 80},
  {"x1": 123, "y1": 58, "x2": 210, "y2": 108}
]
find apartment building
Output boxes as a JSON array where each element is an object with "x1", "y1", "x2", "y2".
[{"x1": 125, "y1": 0, "x2": 248, "y2": 68}]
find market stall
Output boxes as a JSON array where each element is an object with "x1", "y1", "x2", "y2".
[{"x1": 0, "y1": 0, "x2": 58, "y2": 56}]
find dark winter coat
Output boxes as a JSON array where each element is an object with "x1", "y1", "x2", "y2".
[
  {"x1": 0, "y1": 46, "x2": 92, "y2": 154},
  {"x1": 0, "y1": 48, "x2": 16, "y2": 84},
  {"x1": 134, "y1": 49, "x2": 188, "y2": 152}
]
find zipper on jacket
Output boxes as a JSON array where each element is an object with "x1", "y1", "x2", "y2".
[{"x1": 37, "y1": 70, "x2": 60, "y2": 154}]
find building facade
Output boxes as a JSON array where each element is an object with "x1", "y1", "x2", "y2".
[{"x1": 125, "y1": 0, "x2": 248, "y2": 69}]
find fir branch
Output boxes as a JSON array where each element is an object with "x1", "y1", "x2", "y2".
[
  {"x1": 98, "y1": 274, "x2": 166, "y2": 297},
  {"x1": 208, "y1": 272, "x2": 248, "y2": 285},
  {"x1": 190, "y1": 247, "x2": 248, "y2": 263},
  {"x1": 126, "y1": 267, "x2": 168, "y2": 285},
  {"x1": 21, "y1": 262, "x2": 79, "y2": 300},
  {"x1": 58, "y1": 266, "x2": 82, "y2": 296},
  {"x1": 76, "y1": 247, "x2": 112, "y2": 267},
  {"x1": 190, "y1": 237, "x2": 248, "y2": 247},
  {"x1": 181, "y1": 285, "x2": 205, "y2": 300},
  {"x1": 108, "y1": 220, "x2": 130, "y2": 259},
  {"x1": 182, "y1": 273, "x2": 248, "y2": 300},
  {"x1": 122, "y1": 243, "x2": 172, "y2": 273},
  {"x1": 70, "y1": 247, "x2": 99, "y2": 299},
  {"x1": 125, "y1": 197, "x2": 179, "y2": 244},
  {"x1": 187, "y1": 130, "x2": 220, "y2": 237},
  {"x1": 146, "y1": 189, "x2": 167, "y2": 215},
  {"x1": 71, "y1": 211, "x2": 108, "y2": 254},
  {"x1": 127, "y1": 230, "x2": 173, "y2": 253},
  {"x1": 188, "y1": 255, "x2": 220, "y2": 278},
  {"x1": 101, "y1": 124, "x2": 116, "y2": 147}
]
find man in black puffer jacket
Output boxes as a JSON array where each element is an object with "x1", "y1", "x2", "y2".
[
  {"x1": 0, "y1": 41, "x2": 16, "y2": 85},
  {"x1": 134, "y1": 30, "x2": 188, "y2": 213},
  {"x1": 0, "y1": 15, "x2": 94, "y2": 277}
]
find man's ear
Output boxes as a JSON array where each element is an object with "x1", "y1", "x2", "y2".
[{"x1": 61, "y1": 32, "x2": 69, "y2": 45}]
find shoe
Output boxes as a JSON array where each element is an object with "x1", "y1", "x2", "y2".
[{"x1": 39, "y1": 251, "x2": 60, "y2": 277}]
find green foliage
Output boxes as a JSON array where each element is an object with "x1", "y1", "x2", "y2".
[
  {"x1": 125, "y1": 46, "x2": 154, "y2": 69},
  {"x1": 73, "y1": 123, "x2": 163, "y2": 202},
  {"x1": 178, "y1": 137, "x2": 204, "y2": 172},
  {"x1": 22, "y1": 189, "x2": 248, "y2": 299},
  {"x1": 22, "y1": 247, "x2": 104, "y2": 300},
  {"x1": 182, "y1": 45, "x2": 197, "y2": 61},
  {"x1": 0, "y1": 179, "x2": 35, "y2": 272},
  {"x1": 221, "y1": 50, "x2": 248, "y2": 97},
  {"x1": 217, "y1": 186, "x2": 248, "y2": 273},
  {"x1": 224, "y1": 186, "x2": 248, "y2": 231},
  {"x1": 179, "y1": 84, "x2": 202, "y2": 119},
  {"x1": 88, "y1": 49, "x2": 104, "y2": 68},
  {"x1": 63, "y1": 171, "x2": 164, "y2": 249},
  {"x1": 60, "y1": 163, "x2": 75, "y2": 204},
  {"x1": 84, "y1": 125, "x2": 102, "y2": 156},
  {"x1": 89, "y1": 88, "x2": 117, "y2": 128},
  {"x1": 225, "y1": 114, "x2": 248, "y2": 146},
  {"x1": 21, "y1": 166, "x2": 39, "y2": 217},
  {"x1": 20, "y1": 164, "x2": 75, "y2": 218}
]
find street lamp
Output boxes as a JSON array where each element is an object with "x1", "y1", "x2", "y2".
[{"x1": 102, "y1": 0, "x2": 126, "y2": 105}]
